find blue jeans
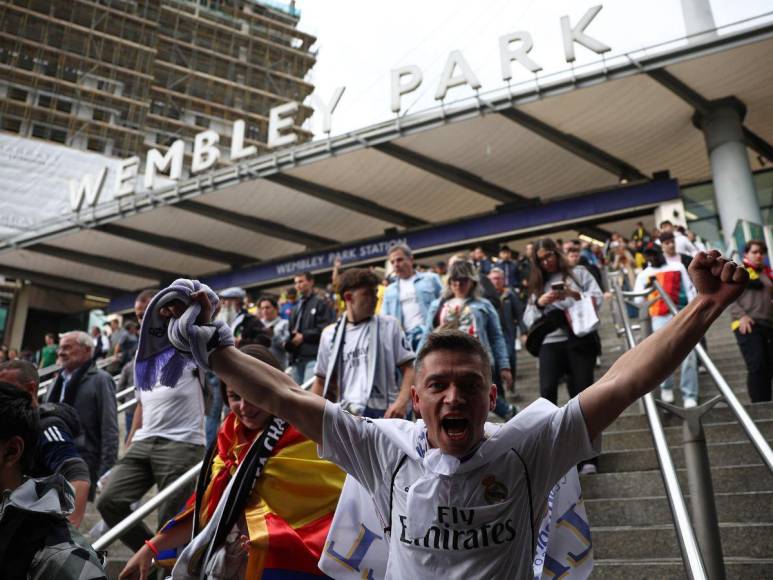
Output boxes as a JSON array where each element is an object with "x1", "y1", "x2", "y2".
[
  {"x1": 291, "y1": 359, "x2": 317, "y2": 386},
  {"x1": 652, "y1": 315, "x2": 698, "y2": 401}
]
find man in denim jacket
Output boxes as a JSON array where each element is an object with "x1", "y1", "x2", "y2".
[{"x1": 382, "y1": 243, "x2": 443, "y2": 351}]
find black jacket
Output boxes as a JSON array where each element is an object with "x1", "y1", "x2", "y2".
[
  {"x1": 285, "y1": 291, "x2": 335, "y2": 362},
  {"x1": 47, "y1": 362, "x2": 118, "y2": 483}
]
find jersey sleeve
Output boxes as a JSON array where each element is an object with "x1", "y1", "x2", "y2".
[
  {"x1": 390, "y1": 319, "x2": 415, "y2": 366},
  {"x1": 38, "y1": 425, "x2": 91, "y2": 482},
  {"x1": 512, "y1": 397, "x2": 600, "y2": 502},
  {"x1": 314, "y1": 325, "x2": 334, "y2": 378},
  {"x1": 319, "y1": 401, "x2": 401, "y2": 514}
]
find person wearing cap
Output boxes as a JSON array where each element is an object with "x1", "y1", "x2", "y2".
[{"x1": 218, "y1": 287, "x2": 270, "y2": 348}]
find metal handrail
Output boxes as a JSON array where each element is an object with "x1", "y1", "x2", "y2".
[
  {"x1": 650, "y1": 279, "x2": 773, "y2": 474},
  {"x1": 610, "y1": 279, "x2": 709, "y2": 580},
  {"x1": 93, "y1": 376, "x2": 317, "y2": 549},
  {"x1": 92, "y1": 462, "x2": 201, "y2": 551}
]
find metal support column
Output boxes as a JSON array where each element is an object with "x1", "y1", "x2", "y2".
[
  {"x1": 657, "y1": 397, "x2": 727, "y2": 580},
  {"x1": 693, "y1": 98, "x2": 762, "y2": 249}
]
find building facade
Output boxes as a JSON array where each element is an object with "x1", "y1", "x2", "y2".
[{"x1": 0, "y1": 0, "x2": 316, "y2": 163}]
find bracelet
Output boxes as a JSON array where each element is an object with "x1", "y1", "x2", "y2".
[{"x1": 144, "y1": 539, "x2": 159, "y2": 558}]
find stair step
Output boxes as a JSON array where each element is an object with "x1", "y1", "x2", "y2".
[
  {"x1": 607, "y1": 402, "x2": 773, "y2": 431},
  {"x1": 592, "y1": 557, "x2": 773, "y2": 580},
  {"x1": 581, "y1": 464, "x2": 773, "y2": 499},
  {"x1": 585, "y1": 490, "x2": 773, "y2": 526},
  {"x1": 599, "y1": 440, "x2": 769, "y2": 471},
  {"x1": 601, "y1": 419, "x2": 773, "y2": 451},
  {"x1": 592, "y1": 522, "x2": 773, "y2": 560}
]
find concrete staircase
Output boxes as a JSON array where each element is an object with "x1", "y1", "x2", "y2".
[{"x1": 509, "y1": 299, "x2": 773, "y2": 578}]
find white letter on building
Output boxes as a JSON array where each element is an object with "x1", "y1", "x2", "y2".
[
  {"x1": 114, "y1": 156, "x2": 139, "y2": 198},
  {"x1": 499, "y1": 31, "x2": 543, "y2": 81},
  {"x1": 69, "y1": 167, "x2": 107, "y2": 211},
  {"x1": 268, "y1": 102, "x2": 299, "y2": 149},
  {"x1": 390, "y1": 66, "x2": 422, "y2": 113},
  {"x1": 315, "y1": 86, "x2": 345, "y2": 133},
  {"x1": 230, "y1": 119, "x2": 257, "y2": 161},
  {"x1": 434, "y1": 50, "x2": 481, "y2": 101},
  {"x1": 191, "y1": 129, "x2": 221, "y2": 173},
  {"x1": 144, "y1": 140, "x2": 185, "y2": 188},
  {"x1": 561, "y1": 5, "x2": 610, "y2": 63}
]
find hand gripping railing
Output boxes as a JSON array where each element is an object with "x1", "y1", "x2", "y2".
[
  {"x1": 649, "y1": 280, "x2": 773, "y2": 474},
  {"x1": 92, "y1": 376, "x2": 316, "y2": 551},
  {"x1": 609, "y1": 278, "x2": 709, "y2": 580}
]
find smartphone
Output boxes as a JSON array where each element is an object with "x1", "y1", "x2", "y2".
[{"x1": 551, "y1": 282, "x2": 565, "y2": 292}]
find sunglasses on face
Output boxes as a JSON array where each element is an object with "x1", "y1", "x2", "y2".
[{"x1": 538, "y1": 252, "x2": 556, "y2": 262}]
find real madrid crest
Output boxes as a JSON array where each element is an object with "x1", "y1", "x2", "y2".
[{"x1": 482, "y1": 474, "x2": 508, "y2": 504}]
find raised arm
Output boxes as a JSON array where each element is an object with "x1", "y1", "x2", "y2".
[
  {"x1": 210, "y1": 347, "x2": 325, "y2": 443},
  {"x1": 159, "y1": 293, "x2": 326, "y2": 443},
  {"x1": 579, "y1": 251, "x2": 748, "y2": 440}
]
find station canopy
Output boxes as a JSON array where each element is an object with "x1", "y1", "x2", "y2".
[{"x1": 1, "y1": 18, "x2": 771, "y2": 310}]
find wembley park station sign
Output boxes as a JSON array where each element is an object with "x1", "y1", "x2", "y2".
[{"x1": 69, "y1": 5, "x2": 611, "y2": 213}]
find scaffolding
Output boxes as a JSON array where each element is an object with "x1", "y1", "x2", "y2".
[{"x1": 0, "y1": 0, "x2": 316, "y2": 162}]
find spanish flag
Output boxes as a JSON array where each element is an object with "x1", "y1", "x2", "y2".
[{"x1": 160, "y1": 413, "x2": 345, "y2": 579}]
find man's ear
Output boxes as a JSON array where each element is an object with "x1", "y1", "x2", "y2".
[
  {"x1": 343, "y1": 290, "x2": 353, "y2": 303},
  {"x1": 411, "y1": 385, "x2": 421, "y2": 418},
  {"x1": 1, "y1": 436, "x2": 25, "y2": 469}
]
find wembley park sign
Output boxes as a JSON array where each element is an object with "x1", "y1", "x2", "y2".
[{"x1": 69, "y1": 5, "x2": 610, "y2": 213}]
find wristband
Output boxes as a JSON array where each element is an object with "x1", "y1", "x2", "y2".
[{"x1": 144, "y1": 539, "x2": 160, "y2": 558}]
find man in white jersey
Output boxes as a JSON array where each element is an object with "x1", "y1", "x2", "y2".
[
  {"x1": 161, "y1": 251, "x2": 747, "y2": 578},
  {"x1": 382, "y1": 243, "x2": 443, "y2": 351}
]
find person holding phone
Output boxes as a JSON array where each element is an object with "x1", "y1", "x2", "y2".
[{"x1": 524, "y1": 239, "x2": 603, "y2": 473}]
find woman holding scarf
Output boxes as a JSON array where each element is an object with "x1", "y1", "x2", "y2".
[
  {"x1": 730, "y1": 240, "x2": 773, "y2": 402},
  {"x1": 119, "y1": 345, "x2": 345, "y2": 580}
]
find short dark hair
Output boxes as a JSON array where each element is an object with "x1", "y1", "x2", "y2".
[
  {"x1": 415, "y1": 330, "x2": 492, "y2": 385},
  {"x1": 45, "y1": 332, "x2": 56, "y2": 341},
  {"x1": 258, "y1": 295, "x2": 278, "y2": 309},
  {"x1": 136, "y1": 288, "x2": 158, "y2": 303},
  {"x1": 0, "y1": 360, "x2": 40, "y2": 388},
  {"x1": 659, "y1": 231, "x2": 675, "y2": 243},
  {"x1": 295, "y1": 271, "x2": 313, "y2": 282},
  {"x1": 0, "y1": 382, "x2": 39, "y2": 473},
  {"x1": 659, "y1": 220, "x2": 673, "y2": 228},
  {"x1": 387, "y1": 242, "x2": 413, "y2": 259},
  {"x1": 744, "y1": 239, "x2": 767, "y2": 254},
  {"x1": 286, "y1": 287, "x2": 297, "y2": 297},
  {"x1": 124, "y1": 320, "x2": 139, "y2": 331},
  {"x1": 338, "y1": 268, "x2": 380, "y2": 295}
]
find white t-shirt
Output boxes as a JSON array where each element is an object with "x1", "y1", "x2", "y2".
[
  {"x1": 315, "y1": 316, "x2": 415, "y2": 411},
  {"x1": 134, "y1": 365, "x2": 206, "y2": 446},
  {"x1": 399, "y1": 276, "x2": 424, "y2": 331},
  {"x1": 320, "y1": 396, "x2": 599, "y2": 578}
]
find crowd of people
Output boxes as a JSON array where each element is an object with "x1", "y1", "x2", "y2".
[{"x1": 0, "y1": 229, "x2": 767, "y2": 579}]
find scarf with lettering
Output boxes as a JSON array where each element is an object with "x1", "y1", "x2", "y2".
[{"x1": 134, "y1": 279, "x2": 234, "y2": 390}]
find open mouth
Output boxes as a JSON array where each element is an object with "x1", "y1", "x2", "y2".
[{"x1": 441, "y1": 416, "x2": 470, "y2": 440}]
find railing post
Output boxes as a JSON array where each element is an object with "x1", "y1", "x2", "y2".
[{"x1": 658, "y1": 397, "x2": 727, "y2": 580}]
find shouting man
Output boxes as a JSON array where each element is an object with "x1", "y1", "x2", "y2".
[{"x1": 152, "y1": 251, "x2": 746, "y2": 578}]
